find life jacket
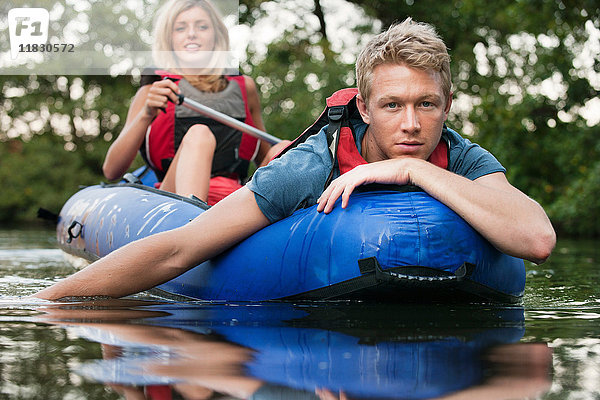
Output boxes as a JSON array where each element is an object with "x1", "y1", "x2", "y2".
[
  {"x1": 277, "y1": 88, "x2": 448, "y2": 188},
  {"x1": 144, "y1": 385, "x2": 172, "y2": 400},
  {"x1": 140, "y1": 70, "x2": 260, "y2": 182}
]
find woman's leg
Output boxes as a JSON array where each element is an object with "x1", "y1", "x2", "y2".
[
  {"x1": 262, "y1": 140, "x2": 291, "y2": 166},
  {"x1": 160, "y1": 124, "x2": 216, "y2": 201}
]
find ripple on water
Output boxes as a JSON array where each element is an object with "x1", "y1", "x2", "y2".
[
  {"x1": 0, "y1": 249, "x2": 72, "y2": 297},
  {"x1": 0, "y1": 249, "x2": 65, "y2": 265}
]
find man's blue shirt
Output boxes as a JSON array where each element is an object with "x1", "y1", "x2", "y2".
[{"x1": 247, "y1": 121, "x2": 505, "y2": 223}]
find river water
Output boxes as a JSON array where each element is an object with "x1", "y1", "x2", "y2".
[{"x1": 0, "y1": 227, "x2": 598, "y2": 399}]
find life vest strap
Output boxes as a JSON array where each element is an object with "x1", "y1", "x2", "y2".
[{"x1": 324, "y1": 105, "x2": 347, "y2": 188}]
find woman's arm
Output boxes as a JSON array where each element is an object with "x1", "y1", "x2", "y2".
[
  {"x1": 243, "y1": 75, "x2": 266, "y2": 133},
  {"x1": 243, "y1": 75, "x2": 273, "y2": 167},
  {"x1": 243, "y1": 76, "x2": 290, "y2": 167},
  {"x1": 102, "y1": 79, "x2": 181, "y2": 180}
]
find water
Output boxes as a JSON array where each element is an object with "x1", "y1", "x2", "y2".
[{"x1": 0, "y1": 228, "x2": 598, "y2": 400}]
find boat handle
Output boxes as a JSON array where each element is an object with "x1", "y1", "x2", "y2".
[
  {"x1": 359, "y1": 257, "x2": 473, "y2": 282},
  {"x1": 66, "y1": 221, "x2": 83, "y2": 243}
]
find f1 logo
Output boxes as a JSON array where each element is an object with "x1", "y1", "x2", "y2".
[{"x1": 8, "y1": 8, "x2": 49, "y2": 60}]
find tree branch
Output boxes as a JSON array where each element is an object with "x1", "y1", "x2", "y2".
[{"x1": 313, "y1": 0, "x2": 327, "y2": 41}]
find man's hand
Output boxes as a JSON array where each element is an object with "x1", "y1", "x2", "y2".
[
  {"x1": 316, "y1": 158, "x2": 418, "y2": 213},
  {"x1": 316, "y1": 156, "x2": 555, "y2": 263},
  {"x1": 316, "y1": 388, "x2": 349, "y2": 400}
]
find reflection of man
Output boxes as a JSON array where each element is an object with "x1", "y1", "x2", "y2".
[
  {"x1": 315, "y1": 344, "x2": 553, "y2": 400},
  {"x1": 38, "y1": 299, "x2": 552, "y2": 400},
  {"x1": 45, "y1": 319, "x2": 552, "y2": 400},
  {"x1": 34, "y1": 18, "x2": 555, "y2": 301}
]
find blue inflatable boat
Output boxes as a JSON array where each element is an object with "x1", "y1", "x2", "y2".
[{"x1": 56, "y1": 167, "x2": 525, "y2": 303}]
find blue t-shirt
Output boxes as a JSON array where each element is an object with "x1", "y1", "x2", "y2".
[{"x1": 247, "y1": 121, "x2": 505, "y2": 223}]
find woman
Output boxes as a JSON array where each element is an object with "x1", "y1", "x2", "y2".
[{"x1": 103, "y1": 0, "x2": 283, "y2": 205}]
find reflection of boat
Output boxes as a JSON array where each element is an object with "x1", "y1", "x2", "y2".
[
  {"x1": 56, "y1": 167, "x2": 525, "y2": 303},
  {"x1": 40, "y1": 301, "x2": 530, "y2": 399}
]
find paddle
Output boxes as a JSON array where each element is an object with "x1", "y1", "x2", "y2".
[{"x1": 174, "y1": 93, "x2": 282, "y2": 145}]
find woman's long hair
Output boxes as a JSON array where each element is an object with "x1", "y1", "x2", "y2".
[{"x1": 152, "y1": 0, "x2": 230, "y2": 92}]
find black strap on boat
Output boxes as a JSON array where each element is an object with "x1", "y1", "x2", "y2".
[
  {"x1": 280, "y1": 257, "x2": 525, "y2": 303},
  {"x1": 358, "y1": 257, "x2": 474, "y2": 283}
]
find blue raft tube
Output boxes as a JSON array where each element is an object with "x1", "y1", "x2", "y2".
[{"x1": 55, "y1": 166, "x2": 526, "y2": 303}]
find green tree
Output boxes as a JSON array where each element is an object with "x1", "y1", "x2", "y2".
[
  {"x1": 241, "y1": 0, "x2": 373, "y2": 139},
  {"x1": 2, "y1": 0, "x2": 600, "y2": 238},
  {"x1": 0, "y1": 74, "x2": 138, "y2": 222},
  {"x1": 346, "y1": 0, "x2": 600, "y2": 236},
  {"x1": 1, "y1": 0, "x2": 157, "y2": 221}
]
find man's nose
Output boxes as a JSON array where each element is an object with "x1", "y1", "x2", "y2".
[{"x1": 400, "y1": 106, "x2": 420, "y2": 133}]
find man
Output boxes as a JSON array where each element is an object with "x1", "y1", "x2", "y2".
[{"x1": 35, "y1": 18, "x2": 555, "y2": 300}]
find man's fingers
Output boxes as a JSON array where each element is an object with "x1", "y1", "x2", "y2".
[
  {"x1": 341, "y1": 184, "x2": 356, "y2": 208},
  {"x1": 318, "y1": 175, "x2": 359, "y2": 213},
  {"x1": 323, "y1": 184, "x2": 346, "y2": 213}
]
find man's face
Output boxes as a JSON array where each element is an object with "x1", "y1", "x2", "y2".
[{"x1": 357, "y1": 63, "x2": 452, "y2": 163}]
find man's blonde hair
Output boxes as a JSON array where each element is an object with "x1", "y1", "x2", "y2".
[{"x1": 356, "y1": 18, "x2": 452, "y2": 104}]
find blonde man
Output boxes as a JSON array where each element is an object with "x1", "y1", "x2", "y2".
[{"x1": 36, "y1": 18, "x2": 555, "y2": 300}]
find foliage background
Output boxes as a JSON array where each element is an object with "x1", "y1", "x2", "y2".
[{"x1": 1, "y1": 0, "x2": 599, "y2": 237}]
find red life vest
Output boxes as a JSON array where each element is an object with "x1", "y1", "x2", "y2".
[
  {"x1": 141, "y1": 70, "x2": 260, "y2": 182},
  {"x1": 277, "y1": 88, "x2": 448, "y2": 188}
]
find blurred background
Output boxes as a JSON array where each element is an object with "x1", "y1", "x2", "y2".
[{"x1": 1, "y1": 0, "x2": 598, "y2": 237}]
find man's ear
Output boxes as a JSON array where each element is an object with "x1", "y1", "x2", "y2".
[
  {"x1": 443, "y1": 92, "x2": 453, "y2": 121},
  {"x1": 356, "y1": 94, "x2": 370, "y2": 125}
]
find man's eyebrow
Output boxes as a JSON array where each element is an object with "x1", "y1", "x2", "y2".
[
  {"x1": 376, "y1": 93, "x2": 443, "y2": 103},
  {"x1": 376, "y1": 94, "x2": 401, "y2": 103},
  {"x1": 419, "y1": 93, "x2": 443, "y2": 102}
]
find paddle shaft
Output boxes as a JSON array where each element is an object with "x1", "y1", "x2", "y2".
[{"x1": 177, "y1": 94, "x2": 282, "y2": 145}]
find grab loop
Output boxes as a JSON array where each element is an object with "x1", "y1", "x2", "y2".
[
  {"x1": 66, "y1": 221, "x2": 83, "y2": 243},
  {"x1": 358, "y1": 257, "x2": 474, "y2": 283}
]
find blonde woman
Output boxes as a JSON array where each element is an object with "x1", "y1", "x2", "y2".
[{"x1": 103, "y1": 0, "x2": 283, "y2": 205}]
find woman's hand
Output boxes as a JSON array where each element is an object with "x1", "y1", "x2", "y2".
[
  {"x1": 316, "y1": 158, "x2": 417, "y2": 214},
  {"x1": 102, "y1": 79, "x2": 180, "y2": 181},
  {"x1": 144, "y1": 79, "x2": 181, "y2": 118}
]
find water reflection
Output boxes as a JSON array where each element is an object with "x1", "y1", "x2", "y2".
[{"x1": 35, "y1": 300, "x2": 552, "y2": 400}]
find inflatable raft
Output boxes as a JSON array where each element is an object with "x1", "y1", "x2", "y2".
[{"x1": 56, "y1": 167, "x2": 525, "y2": 303}]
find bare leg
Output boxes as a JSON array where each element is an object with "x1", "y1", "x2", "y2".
[
  {"x1": 160, "y1": 124, "x2": 216, "y2": 201},
  {"x1": 256, "y1": 140, "x2": 291, "y2": 167}
]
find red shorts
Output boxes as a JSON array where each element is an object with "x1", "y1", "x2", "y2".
[{"x1": 207, "y1": 176, "x2": 243, "y2": 206}]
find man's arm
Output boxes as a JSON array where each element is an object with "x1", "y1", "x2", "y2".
[
  {"x1": 317, "y1": 158, "x2": 556, "y2": 264},
  {"x1": 34, "y1": 187, "x2": 270, "y2": 300}
]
